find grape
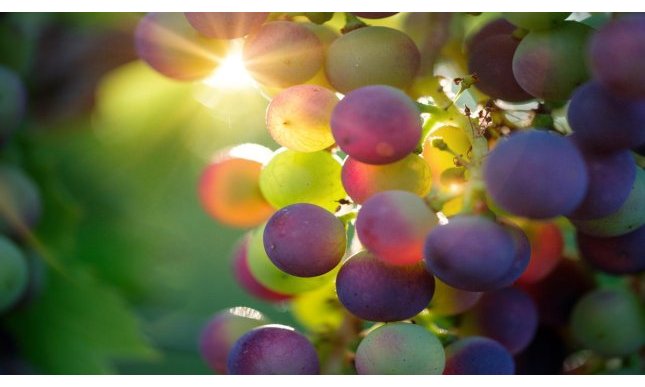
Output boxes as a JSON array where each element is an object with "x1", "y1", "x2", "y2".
[
  {"x1": 515, "y1": 326, "x2": 567, "y2": 375},
  {"x1": 341, "y1": 154, "x2": 431, "y2": 204},
  {"x1": 422, "y1": 125, "x2": 471, "y2": 191},
  {"x1": 0, "y1": 236, "x2": 28, "y2": 313},
  {"x1": 503, "y1": 13, "x2": 570, "y2": 30},
  {"x1": 352, "y1": 13, "x2": 399, "y2": 19},
  {"x1": 428, "y1": 278, "x2": 482, "y2": 316},
  {"x1": 512, "y1": 22, "x2": 592, "y2": 101},
  {"x1": 199, "y1": 144, "x2": 275, "y2": 228},
  {"x1": 266, "y1": 85, "x2": 339, "y2": 152},
  {"x1": 243, "y1": 21, "x2": 323, "y2": 88},
  {"x1": 496, "y1": 222, "x2": 531, "y2": 287},
  {"x1": 570, "y1": 288, "x2": 645, "y2": 357},
  {"x1": 325, "y1": 27, "x2": 420, "y2": 93},
  {"x1": 291, "y1": 282, "x2": 344, "y2": 333},
  {"x1": 184, "y1": 12, "x2": 269, "y2": 39},
  {"x1": 568, "y1": 137, "x2": 637, "y2": 220},
  {"x1": 259, "y1": 148, "x2": 346, "y2": 212},
  {"x1": 483, "y1": 130, "x2": 588, "y2": 219},
  {"x1": 0, "y1": 164, "x2": 42, "y2": 237},
  {"x1": 134, "y1": 13, "x2": 228, "y2": 81},
  {"x1": 335, "y1": 251, "x2": 435, "y2": 322},
  {"x1": 263, "y1": 203, "x2": 345, "y2": 277},
  {"x1": 519, "y1": 259, "x2": 595, "y2": 327},
  {"x1": 247, "y1": 223, "x2": 335, "y2": 295},
  {"x1": 199, "y1": 307, "x2": 268, "y2": 374},
  {"x1": 516, "y1": 221, "x2": 563, "y2": 284},
  {"x1": 301, "y1": 23, "x2": 339, "y2": 89},
  {"x1": 424, "y1": 215, "x2": 517, "y2": 292},
  {"x1": 231, "y1": 235, "x2": 291, "y2": 302},
  {"x1": 567, "y1": 81, "x2": 645, "y2": 152},
  {"x1": 227, "y1": 324, "x2": 320, "y2": 374},
  {"x1": 0, "y1": 66, "x2": 27, "y2": 145},
  {"x1": 460, "y1": 287, "x2": 538, "y2": 354},
  {"x1": 355, "y1": 322, "x2": 445, "y2": 375},
  {"x1": 577, "y1": 225, "x2": 645, "y2": 275},
  {"x1": 444, "y1": 337, "x2": 515, "y2": 375},
  {"x1": 571, "y1": 167, "x2": 645, "y2": 237},
  {"x1": 589, "y1": 15, "x2": 645, "y2": 98},
  {"x1": 331, "y1": 85, "x2": 421, "y2": 165},
  {"x1": 356, "y1": 190, "x2": 437, "y2": 265},
  {"x1": 468, "y1": 34, "x2": 532, "y2": 102},
  {"x1": 466, "y1": 18, "x2": 516, "y2": 52}
]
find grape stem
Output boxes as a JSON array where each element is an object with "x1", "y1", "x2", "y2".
[
  {"x1": 320, "y1": 312, "x2": 362, "y2": 374},
  {"x1": 341, "y1": 13, "x2": 367, "y2": 34}
]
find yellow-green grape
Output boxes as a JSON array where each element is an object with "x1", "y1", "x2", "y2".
[
  {"x1": 266, "y1": 85, "x2": 339, "y2": 152},
  {"x1": 246, "y1": 223, "x2": 335, "y2": 295},
  {"x1": 259, "y1": 149, "x2": 346, "y2": 212},
  {"x1": 291, "y1": 282, "x2": 344, "y2": 333},
  {"x1": 428, "y1": 278, "x2": 482, "y2": 316}
]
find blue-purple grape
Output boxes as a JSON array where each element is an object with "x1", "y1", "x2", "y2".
[
  {"x1": 577, "y1": 225, "x2": 645, "y2": 275},
  {"x1": 184, "y1": 12, "x2": 268, "y2": 39},
  {"x1": 227, "y1": 324, "x2": 320, "y2": 374},
  {"x1": 355, "y1": 322, "x2": 445, "y2": 375},
  {"x1": 483, "y1": 130, "x2": 588, "y2": 219},
  {"x1": 331, "y1": 85, "x2": 421, "y2": 165},
  {"x1": 461, "y1": 287, "x2": 538, "y2": 355},
  {"x1": 590, "y1": 15, "x2": 645, "y2": 98},
  {"x1": 0, "y1": 66, "x2": 27, "y2": 145},
  {"x1": 444, "y1": 337, "x2": 515, "y2": 375},
  {"x1": 335, "y1": 251, "x2": 435, "y2": 322},
  {"x1": 199, "y1": 307, "x2": 268, "y2": 374},
  {"x1": 263, "y1": 203, "x2": 345, "y2": 277},
  {"x1": 497, "y1": 222, "x2": 531, "y2": 287},
  {"x1": 424, "y1": 215, "x2": 517, "y2": 292},
  {"x1": 355, "y1": 190, "x2": 437, "y2": 265},
  {"x1": 567, "y1": 81, "x2": 645, "y2": 152}
]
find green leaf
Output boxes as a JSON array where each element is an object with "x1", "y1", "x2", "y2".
[{"x1": 5, "y1": 267, "x2": 157, "y2": 374}]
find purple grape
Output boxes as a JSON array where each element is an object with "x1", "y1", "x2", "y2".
[
  {"x1": 0, "y1": 66, "x2": 27, "y2": 145},
  {"x1": 466, "y1": 18, "x2": 516, "y2": 52},
  {"x1": 184, "y1": 12, "x2": 268, "y2": 39},
  {"x1": 468, "y1": 34, "x2": 532, "y2": 102},
  {"x1": 568, "y1": 136, "x2": 637, "y2": 220},
  {"x1": 227, "y1": 324, "x2": 320, "y2": 374},
  {"x1": 331, "y1": 85, "x2": 421, "y2": 165},
  {"x1": 444, "y1": 337, "x2": 515, "y2": 375},
  {"x1": 335, "y1": 251, "x2": 435, "y2": 322},
  {"x1": 355, "y1": 190, "x2": 437, "y2": 265},
  {"x1": 199, "y1": 307, "x2": 268, "y2": 374},
  {"x1": 497, "y1": 223, "x2": 531, "y2": 287},
  {"x1": 577, "y1": 225, "x2": 645, "y2": 275},
  {"x1": 424, "y1": 216, "x2": 517, "y2": 292},
  {"x1": 590, "y1": 15, "x2": 645, "y2": 98},
  {"x1": 567, "y1": 81, "x2": 645, "y2": 153},
  {"x1": 263, "y1": 203, "x2": 346, "y2": 277},
  {"x1": 461, "y1": 287, "x2": 538, "y2": 355},
  {"x1": 483, "y1": 130, "x2": 588, "y2": 219}
]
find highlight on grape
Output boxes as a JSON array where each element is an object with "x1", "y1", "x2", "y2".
[{"x1": 1, "y1": 11, "x2": 644, "y2": 377}]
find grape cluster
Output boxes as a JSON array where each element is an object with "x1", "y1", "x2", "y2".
[{"x1": 134, "y1": 12, "x2": 645, "y2": 375}]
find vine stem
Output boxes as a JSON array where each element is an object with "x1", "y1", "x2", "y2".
[{"x1": 320, "y1": 312, "x2": 362, "y2": 374}]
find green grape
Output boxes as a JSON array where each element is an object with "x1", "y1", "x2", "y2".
[
  {"x1": 246, "y1": 223, "x2": 335, "y2": 295},
  {"x1": 572, "y1": 168, "x2": 645, "y2": 237},
  {"x1": 428, "y1": 278, "x2": 482, "y2": 316},
  {"x1": 503, "y1": 13, "x2": 571, "y2": 30},
  {"x1": 571, "y1": 288, "x2": 645, "y2": 357},
  {"x1": 291, "y1": 282, "x2": 344, "y2": 333},
  {"x1": 259, "y1": 148, "x2": 346, "y2": 212},
  {"x1": 355, "y1": 322, "x2": 445, "y2": 374},
  {"x1": 0, "y1": 236, "x2": 29, "y2": 313}
]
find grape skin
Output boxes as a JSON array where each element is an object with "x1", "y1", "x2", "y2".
[
  {"x1": 0, "y1": 164, "x2": 42, "y2": 237},
  {"x1": 331, "y1": 85, "x2": 421, "y2": 165},
  {"x1": 0, "y1": 66, "x2": 27, "y2": 145},
  {"x1": 0, "y1": 236, "x2": 28, "y2": 313},
  {"x1": 577, "y1": 225, "x2": 645, "y2": 275},
  {"x1": 243, "y1": 21, "x2": 324, "y2": 88},
  {"x1": 352, "y1": 13, "x2": 399, "y2": 19},
  {"x1": 428, "y1": 279, "x2": 482, "y2": 316},
  {"x1": 263, "y1": 203, "x2": 345, "y2": 277},
  {"x1": 483, "y1": 130, "x2": 588, "y2": 219},
  {"x1": 502, "y1": 12, "x2": 570, "y2": 30},
  {"x1": 496, "y1": 222, "x2": 531, "y2": 287},
  {"x1": 356, "y1": 190, "x2": 437, "y2": 265},
  {"x1": 199, "y1": 307, "x2": 268, "y2": 374},
  {"x1": 355, "y1": 322, "x2": 445, "y2": 375},
  {"x1": 466, "y1": 18, "x2": 516, "y2": 52},
  {"x1": 444, "y1": 337, "x2": 515, "y2": 375},
  {"x1": 227, "y1": 325, "x2": 320, "y2": 374},
  {"x1": 184, "y1": 12, "x2": 268, "y2": 39},
  {"x1": 460, "y1": 287, "x2": 538, "y2": 355},
  {"x1": 516, "y1": 222, "x2": 563, "y2": 285},
  {"x1": 325, "y1": 27, "x2": 420, "y2": 93},
  {"x1": 335, "y1": 251, "x2": 435, "y2": 322},
  {"x1": 424, "y1": 215, "x2": 517, "y2": 292}
]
